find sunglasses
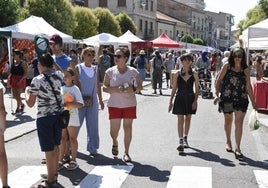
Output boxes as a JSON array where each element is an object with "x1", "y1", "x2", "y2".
[
  {"x1": 85, "y1": 53, "x2": 94, "y2": 57},
  {"x1": 114, "y1": 54, "x2": 123, "y2": 59},
  {"x1": 233, "y1": 54, "x2": 242, "y2": 58}
]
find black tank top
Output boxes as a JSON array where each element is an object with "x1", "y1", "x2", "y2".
[{"x1": 11, "y1": 62, "x2": 24, "y2": 76}]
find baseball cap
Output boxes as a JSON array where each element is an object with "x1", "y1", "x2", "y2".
[{"x1": 49, "y1": 34, "x2": 63, "y2": 44}]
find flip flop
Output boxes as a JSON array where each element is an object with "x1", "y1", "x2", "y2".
[
  {"x1": 67, "y1": 161, "x2": 79, "y2": 171},
  {"x1": 112, "y1": 145, "x2": 118, "y2": 156}
]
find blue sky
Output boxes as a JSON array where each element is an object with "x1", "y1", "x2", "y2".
[{"x1": 204, "y1": 0, "x2": 259, "y2": 29}]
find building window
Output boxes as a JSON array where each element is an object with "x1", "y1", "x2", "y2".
[
  {"x1": 99, "y1": 0, "x2": 107, "y2": 7},
  {"x1": 150, "y1": 0, "x2": 154, "y2": 11},
  {"x1": 139, "y1": 19, "x2": 143, "y2": 31},
  {"x1": 118, "y1": 0, "x2": 126, "y2": 7}
]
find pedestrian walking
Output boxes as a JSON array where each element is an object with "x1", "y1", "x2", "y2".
[
  {"x1": 151, "y1": 50, "x2": 164, "y2": 95},
  {"x1": 102, "y1": 47, "x2": 142, "y2": 162},
  {"x1": 59, "y1": 68, "x2": 84, "y2": 171},
  {"x1": 25, "y1": 53, "x2": 64, "y2": 188},
  {"x1": 98, "y1": 48, "x2": 111, "y2": 83},
  {"x1": 74, "y1": 47, "x2": 104, "y2": 157},
  {"x1": 214, "y1": 47, "x2": 257, "y2": 160},
  {"x1": 164, "y1": 53, "x2": 175, "y2": 88},
  {"x1": 0, "y1": 82, "x2": 10, "y2": 188},
  {"x1": 10, "y1": 49, "x2": 28, "y2": 115},
  {"x1": 168, "y1": 53, "x2": 199, "y2": 154}
]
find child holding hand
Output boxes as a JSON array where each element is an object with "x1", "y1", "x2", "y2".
[{"x1": 59, "y1": 67, "x2": 83, "y2": 170}]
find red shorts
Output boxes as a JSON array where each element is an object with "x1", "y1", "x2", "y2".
[
  {"x1": 10, "y1": 75, "x2": 26, "y2": 89},
  {"x1": 108, "y1": 106, "x2": 137, "y2": 119}
]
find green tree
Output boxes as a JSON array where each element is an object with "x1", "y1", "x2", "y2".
[
  {"x1": 24, "y1": 0, "x2": 75, "y2": 35},
  {"x1": 193, "y1": 38, "x2": 204, "y2": 45},
  {"x1": 115, "y1": 12, "x2": 137, "y2": 34},
  {"x1": 73, "y1": 7, "x2": 98, "y2": 39},
  {"x1": 0, "y1": 0, "x2": 20, "y2": 27},
  {"x1": 92, "y1": 7, "x2": 121, "y2": 36},
  {"x1": 180, "y1": 34, "x2": 193, "y2": 44},
  {"x1": 237, "y1": 5, "x2": 266, "y2": 33},
  {"x1": 259, "y1": 0, "x2": 268, "y2": 17}
]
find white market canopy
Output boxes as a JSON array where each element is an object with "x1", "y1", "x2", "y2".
[
  {"x1": 118, "y1": 30, "x2": 144, "y2": 42},
  {"x1": 3, "y1": 15, "x2": 73, "y2": 43},
  {"x1": 83, "y1": 32, "x2": 130, "y2": 47},
  {"x1": 240, "y1": 18, "x2": 268, "y2": 50}
]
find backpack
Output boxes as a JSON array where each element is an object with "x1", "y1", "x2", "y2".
[
  {"x1": 101, "y1": 54, "x2": 110, "y2": 67},
  {"x1": 137, "y1": 56, "x2": 146, "y2": 69},
  {"x1": 154, "y1": 58, "x2": 163, "y2": 70}
]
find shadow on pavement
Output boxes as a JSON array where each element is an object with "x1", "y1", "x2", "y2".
[
  {"x1": 130, "y1": 161, "x2": 170, "y2": 182},
  {"x1": 186, "y1": 147, "x2": 236, "y2": 167},
  {"x1": 6, "y1": 114, "x2": 35, "y2": 128}
]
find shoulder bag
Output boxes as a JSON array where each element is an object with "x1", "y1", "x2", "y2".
[{"x1": 44, "y1": 74, "x2": 70, "y2": 129}]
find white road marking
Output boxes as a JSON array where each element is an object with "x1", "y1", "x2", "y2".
[
  {"x1": 254, "y1": 170, "x2": 268, "y2": 188},
  {"x1": 7, "y1": 166, "x2": 46, "y2": 188},
  {"x1": 166, "y1": 166, "x2": 212, "y2": 188},
  {"x1": 75, "y1": 165, "x2": 133, "y2": 188}
]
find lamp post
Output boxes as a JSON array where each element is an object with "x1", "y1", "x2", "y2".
[
  {"x1": 185, "y1": 18, "x2": 192, "y2": 49},
  {"x1": 184, "y1": 18, "x2": 195, "y2": 49}
]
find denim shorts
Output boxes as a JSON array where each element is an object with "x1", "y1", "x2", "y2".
[{"x1": 36, "y1": 115, "x2": 62, "y2": 152}]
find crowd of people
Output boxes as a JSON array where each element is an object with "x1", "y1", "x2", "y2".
[{"x1": 1, "y1": 33, "x2": 267, "y2": 187}]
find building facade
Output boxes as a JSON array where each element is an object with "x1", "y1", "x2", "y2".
[{"x1": 87, "y1": 0, "x2": 157, "y2": 40}]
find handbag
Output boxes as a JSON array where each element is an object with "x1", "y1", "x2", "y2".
[
  {"x1": 83, "y1": 96, "x2": 93, "y2": 107},
  {"x1": 44, "y1": 74, "x2": 70, "y2": 129}
]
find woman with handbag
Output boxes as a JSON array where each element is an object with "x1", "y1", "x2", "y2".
[
  {"x1": 214, "y1": 47, "x2": 257, "y2": 160},
  {"x1": 74, "y1": 47, "x2": 104, "y2": 157},
  {"x1": 25, "y1": 53, "x2": 64, "y2": 188}
]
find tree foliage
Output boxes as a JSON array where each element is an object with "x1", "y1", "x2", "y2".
[
  {"x1": 73, "y1": 7, "x2": 98, "y2": 39},
  {"x1": 237, "y1": 2, "x2": 266, "y2": 33},
  {"x1": 259, "y1": 0, "x2": 268, "y2": 17},
  {"x1": 24, "y1": 0, "x2": 75, "y2": 35},
  {"x1": 0, "y1": 0, "x2": 20, "y2": 27},
  {"x1": 193, "y1": 38, "x2": 204, "y2": 45},
  {"x1": 92, "y1": 7, "x2": 121, "y2": 36},
  {"x1": 115, "y1": 12, "x2": 137, "y2": 34},
  {"x1": 180, "y1": 34, "x2": 193, "y2": 44}
]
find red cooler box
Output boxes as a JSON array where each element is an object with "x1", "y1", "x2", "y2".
[{"x1": 253, "y1": 81, "x2": 268, "y2": 110}]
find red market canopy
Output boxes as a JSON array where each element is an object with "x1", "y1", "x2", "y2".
[{"x1": 151, "y1": 33, "x2": 183, "y2": 48}]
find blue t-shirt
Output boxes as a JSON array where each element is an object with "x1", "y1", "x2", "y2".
[{"x1": 53, "y1": 54, "x2": 72, "y2": 70}]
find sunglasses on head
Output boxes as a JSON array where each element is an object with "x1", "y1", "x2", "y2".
[
  {"x1": 233, "y1": 54, "x2": 242, "y2": 58},
  {"x1": 114, "y1": 54, "x2": 123, "y2": 59}
]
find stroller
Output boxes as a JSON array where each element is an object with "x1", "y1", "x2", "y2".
[{"x1": 197, "y1": 68, "x2": 213, "y2": 99}]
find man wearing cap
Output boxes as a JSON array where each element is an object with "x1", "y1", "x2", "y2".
[
  {"x1": 49, "y1": 34, "x2": 74, "y2": 71},
  {"x1": 134, "y1": 50, "x2": 149, "y2": 82}
]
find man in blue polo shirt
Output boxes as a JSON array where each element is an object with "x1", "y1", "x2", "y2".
[{"x1": 49, "y1": 34, "x2": 74, "y2": 71}]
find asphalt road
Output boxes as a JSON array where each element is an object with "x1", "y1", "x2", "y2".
[{"x1": 2, "y1": 78, "x2": 268, "y2": 188}]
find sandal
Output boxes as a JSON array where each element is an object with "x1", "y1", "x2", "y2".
[
  {"x1": 33, "y1": 180, "x2": 58, "y2": 188},
  {"x1": 67, "y1": 161, "x2": 79, "y2": 171},
  {"x1": 62, "y1": 155, "x2": 71, "y2": 164},
  {"x1": 122, "y1": 153, "x2": 132, "y2": 163},
  {"x1": 41, "y1": 158, "x2": 46, "y2": 164},
  {"x1": 235, "y1": 150, "x2": 244, "y2": 160},
  {"x1": 58, "y1": 161, "x2": 65, "y2": 171},
  {"x1": 112, "y1": 145, "x2": 118, "y2": 156}
]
